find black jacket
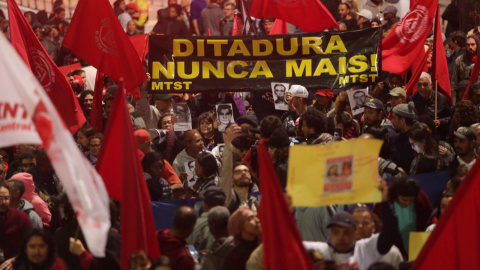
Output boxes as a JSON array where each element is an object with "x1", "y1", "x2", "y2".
[{"x1": 408, "y1": 91, "x2": 452, "y2": 137}]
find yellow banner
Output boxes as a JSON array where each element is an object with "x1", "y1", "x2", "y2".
[
  {"x1": 409, "y1": 232, "x2": 431, "y2": 261},
  {"x1": 287, "y1": 139, "x2": 383, "y2": 207}
]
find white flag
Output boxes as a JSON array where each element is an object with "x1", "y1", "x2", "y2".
[{"x1": 0, "y1": 34, "x2": 110, "y2": 257}]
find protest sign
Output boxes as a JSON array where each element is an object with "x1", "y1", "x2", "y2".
[
  {"x1": 173, "y1": 103, "x2": 192, "y2": 131},
  {"x1": 287, "y1": 139, "x2": 382, "y2": 207},
  {"x1": 148, "y1": 28, "x2": 380, "y2": 93},
  {"x1": 409, "y1": 232, "x2": 431, "y2": 261}
]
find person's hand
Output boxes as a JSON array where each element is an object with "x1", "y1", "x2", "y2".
[
  {"x1": 140, "y1": 73, "x2": 151, "y2": 92},
  {"x1": 438, "y1": 145, "x2": 448, "y2": 156},
  {"x1": 456, "y1": 165, "x2": 468, "y2": 177},
  {"x1": 213, "y1": 118, "x2": 220, "y2": 129},
  {"x1": 224, "y1": 123, "x2": 241, "y2": 146},
  {"x1": 0, "y1": 258, "x2": 15, "y2": 270},
  {"x1": 397, "y1": 167, "x2": 407, "y2": 176},
  {"x1": 286, "y1": 92, "x2": 296, "y2": 111},
  {"x1": 69, "y1": 238, "x2": 86, "y2": 256},
  {"x1": 434, "y1": 119, "x2": 440, "y2": 128},
  {"x1": 180, "y1": 172, "x2": 189, "y2": 181},
  {"x1": 378, "y1": 178, "x2": 388, "y2": 202}
]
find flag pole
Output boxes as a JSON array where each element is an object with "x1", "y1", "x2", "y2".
[{"x1": 434, "y1": 79, "x2": 438, "y2": 120}]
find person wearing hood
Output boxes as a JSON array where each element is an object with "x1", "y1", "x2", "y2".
[
  {"x1": 6, "y1": 179, "x2": 43, "y2": 228},
  {"x1": 157, "y1": 206, "x2": 198, "y2": 270},
  {"x1": 451, "y1": 34, "x2": 480, "y2": 101},
  {"x1": 189, "y1": 151, "x2": 219, "y2": 196},
  {"x1": 201, "y1": 206, "x2": 233, "y2": 270},
  {"x1": 9, "y1": 172, "x2": 51, "y2": 227},
  {"x1": 200, "y1": 0, "x2": 224, "y2": 36}
]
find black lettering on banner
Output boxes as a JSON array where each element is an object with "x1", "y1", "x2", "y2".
[{"x1": 148, "y1": 28, "x2": 380, "y2": 93}]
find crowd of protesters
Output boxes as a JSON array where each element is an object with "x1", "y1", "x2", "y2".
[{"x1": 0, "y1": 0, "x2": 480, "y2": 269}]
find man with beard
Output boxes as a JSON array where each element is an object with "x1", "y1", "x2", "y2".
[
  {"x1": 452, "y1": 35, "x2": 480, "y2": 101},
  {"x1": 225, "y1": 162, "x2": 258, "y2": 214},
  {"x1": 338, "y1": 3, "x2": 358, "y2": 30},
  {"x1": 0, "y1": 182, "x2": 33, "y2": 260}
]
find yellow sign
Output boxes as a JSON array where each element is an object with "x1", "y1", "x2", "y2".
[
  {"x1": 287, "y1": 139, "x2": 382, "y2": 207},
  {"x1": 409, "y1": 232, "x2": 431, "y2": 261}
]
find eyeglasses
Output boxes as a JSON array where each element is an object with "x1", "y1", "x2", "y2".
[
  {"x1": 0, "y1": 196, "x2": 10, "y2": 201},
  {"x1": 233, "y1": 168, "x2": 250, "y2": 175},
  {"x1": 417, "y1": 82, "x2": 429, "y2": 88},
  {"x1": 90, "y1": 144, "x2": 102, "y2": 148}
]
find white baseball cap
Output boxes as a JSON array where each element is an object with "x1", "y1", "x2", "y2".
[
  {"x1": 356, "y1": 9, "x2": 373, "y2": 20},
  {"x1": 289, "y1": 85, "x2": 309, "y2": 98}
]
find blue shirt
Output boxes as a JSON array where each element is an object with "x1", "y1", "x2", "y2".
[{"x1": 191, "y1": 0, "x2": 207, "y2": 21}]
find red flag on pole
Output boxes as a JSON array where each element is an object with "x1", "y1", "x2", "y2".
[
  {"x1": 257, "y1": 141, "x2": 313, "y2": 270},
  {"x1": 382, "y1": 0, "x2": 438, "y2": 75},
  {"x1": 63, "y1": 0, "x2": 147, "y2": 95},
  {"x1": 8, "y1": 0, "x2": 85, "y2": 134},
  {"x1": 90, "y1": 71, "x2": 104, "y2": 133},
  {"x1": 412, "y1": 156, "x2": 480, "y2": 270},
  {"x1": 231, "y1": 11, "x2": 244, "y2": 36},
  {"x1": 405, "y1": 45, "x2": 432, "y2": 99},
  {"x1": 432, "y1": 5, "x2": 452, "y2": 104},
  {"x1": 269, "y1": 19, "x2": 289, "y2": 35},
  {"x1": 97, "y1": 79, "x2": 161, "y2": 269},
  {"x1": 248, "y1": 0, "x2": 337, "y2": 32},
  {"x1": 128, "y1": 34, "x2": 149, "y2": 65},
  {"x1": 462, "y1": 53, "x2": 480, "y2": 100}
]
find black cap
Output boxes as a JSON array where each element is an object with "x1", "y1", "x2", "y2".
[
  {"x1": 236, "y1": 114, "x2": 259, "y2": 128},
  {"x1": 364, "y1": 98, "x2": 384, "y2": 110},
  {"x1": 327, "y1": 212, "x2": 356, "y2": 228},
  {"x1": 268, "y1": 128, "x2": 291, "y2": 148},
  {"x1": 454, "y1": 126, "x2": 476, "y2": 140},
  {"x1": 200, "y1": 186, "x2": 226, "y2": 207}
]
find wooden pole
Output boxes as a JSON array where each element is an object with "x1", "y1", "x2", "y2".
[{"x1": 434, "y1": 80, "x2": 438, "y2": 120}]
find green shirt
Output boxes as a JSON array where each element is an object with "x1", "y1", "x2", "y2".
[{"x1": 394, "y1": 201, "x2": 417, "y2": 255}]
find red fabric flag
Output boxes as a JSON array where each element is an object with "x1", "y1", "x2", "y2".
[
  {"x1": 249, "y1": 0, "x2": 337, "y2": 33},
  {"x1": 405, "y1": 45, "x2": 431, "y2": 99},
  {"x1": 63, "y1": 0, "x2": 147, "y2": 94},
  {"x1": 462, "y1": 52, "x2": 480, "y2": 100},
  {"x1": 128, "y1": 34, "x2": 149, "y2": 64},
  {"x1": 269, "y1": 19, "x2": 289, "y2": 35},
  {"x1": 432, "y1": 5, "x2": 452, "y2": 104},
  {"x1": 96, "y1": 80, "x2": 161, "y2": 269},
  {"x1": 412, "y1": 156, "x2": 480, "y2": 270},
  {"x1": 8, "y1": 0, "x2": 85, "y2": 134},
  {"x1": 90, "y1": 71, "x2": 104, "y2": 133},
  {"x1": 257, "y1": 143, "x2": 313, "y2": 270},
  {"x1": 382, "y1": 0, "x2": 437, "y2": 75},
  {"x1": 232, "y1": 12, "x2": 244, "y2": 36}
]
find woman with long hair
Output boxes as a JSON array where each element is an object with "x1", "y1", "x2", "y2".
[
  {"x1": 197, "y1": 112, "x2": 223, "y2": 151},
  {"x1": 12, "y1": 228, "x2": 66, "y2": 270},
  {"x1": 407, "y1": 125, "x2": 440, "y2": 175}
]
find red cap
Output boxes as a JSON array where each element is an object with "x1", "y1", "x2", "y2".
[
  {"x1": 315, "y1": 89, "x2": 334, "y2": 99},
  {"x1": 126, "y1": 3, "x2": 139, "y2": 12},
  {"x1": 71, "y1": 75, "x2": 84, "y2": 86},
  {"x1": 134, "y1": 129, "x2": 151, "y2": 143}
]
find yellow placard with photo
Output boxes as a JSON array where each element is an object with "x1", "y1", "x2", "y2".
[
  {"x1": 409, "y1": 232, "x2": 431, "y2": 261},
  {"x1": 287, "y1": 139, "x2": 383, "y2": 207}
]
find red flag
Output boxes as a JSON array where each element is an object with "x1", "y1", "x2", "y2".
[
  {"x1": 432, "y1": 5, "x2": 452, "y2": 104},
  {"x1": 382, "y1": 0, "x2": 438, "y2": 74},
  {"x1": 8, "y1": 0, "x2": 85, "y2": 134},
  {"x1": 90, "y1": 71, "x2": 104, "y2": 133},
  {"x1": 58, "y1": 62, "x2": 82, "y2": 77},
  {"x1": 405, "y1": 45, "x2": 431, "y2": 99},
  {"x1": 97, "y1": 80, "x2": 161, "y2": 269},
  {"x1": 257, "y1": 142, "x2": 313, "y2": 270},
  {"x1": 462, "y1": 52, "x2": 480, "y2": 100},
  {"x1": 412, "y1": 156, "x2": 480, "y2": 269},
  {"x1": 249, "y1": 0, "x2": 337, "y2": 33},
  {"x1": 63, "y1": 0, "x2": 147, "y2": 94},
  {"x1": 232, "y1": 12, "x2": 244, "y2": 36},
  {"x1": 269, "y1": 19, "x2": 289, "y2": 35},
  {"x1": 128, "y1": 34, "x2": 149, "y2": 64}
]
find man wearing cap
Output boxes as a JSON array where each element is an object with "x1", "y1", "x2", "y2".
[
  {"x1": 303, "y1": 180, "x2": 398, "y2": 270},
  {"x1": 356, "y1": 9, "x2": 373, "y2": 29},
  {"x1": 137, "y1": 76, "x2": 174, "y2": 130},
  {"x1": 362, "y1": 99, "x2": 395, "y2": 135},
  {"x1": 313, "y1": 89, "x2": 334, "y2": 115},
  {"x1": 450, "y1": 126, "x2": 477, "y2": 176},
  {"x1": 236, "y1": 114, "x2": 259, "y2": 139},
  {"x1": 381, "y1": 5, "x2": 399, "y2": 38},
  {"x1": 388, "y1": 87, "x2": 406, "y2": 112},
  {"x1": 363, "y1": 0, "x2": 388, "y2": 17},
  {"x1": 283, "y1": 85, "x2": 311, "y2": 135},
  {"x1": 187, "y1": 186, "x2": 226, "y2": 252},
  {"x1": 390, "y1": 102, "x2": 416, "y2": 173},
  {"x1": 118, "y1": 3, "x2": 138, "y2": 32},
  {"x1": 408, "y1": 72, "x2": 451, "y2": 137}
]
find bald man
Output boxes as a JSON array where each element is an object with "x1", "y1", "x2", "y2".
[{"x1": 172, "y1": 129, "x2": 205, "y2": 178}]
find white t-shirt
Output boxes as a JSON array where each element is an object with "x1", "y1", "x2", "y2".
[{"x1": 303, "y1": 233, "x2": 383, "y2": 270}]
